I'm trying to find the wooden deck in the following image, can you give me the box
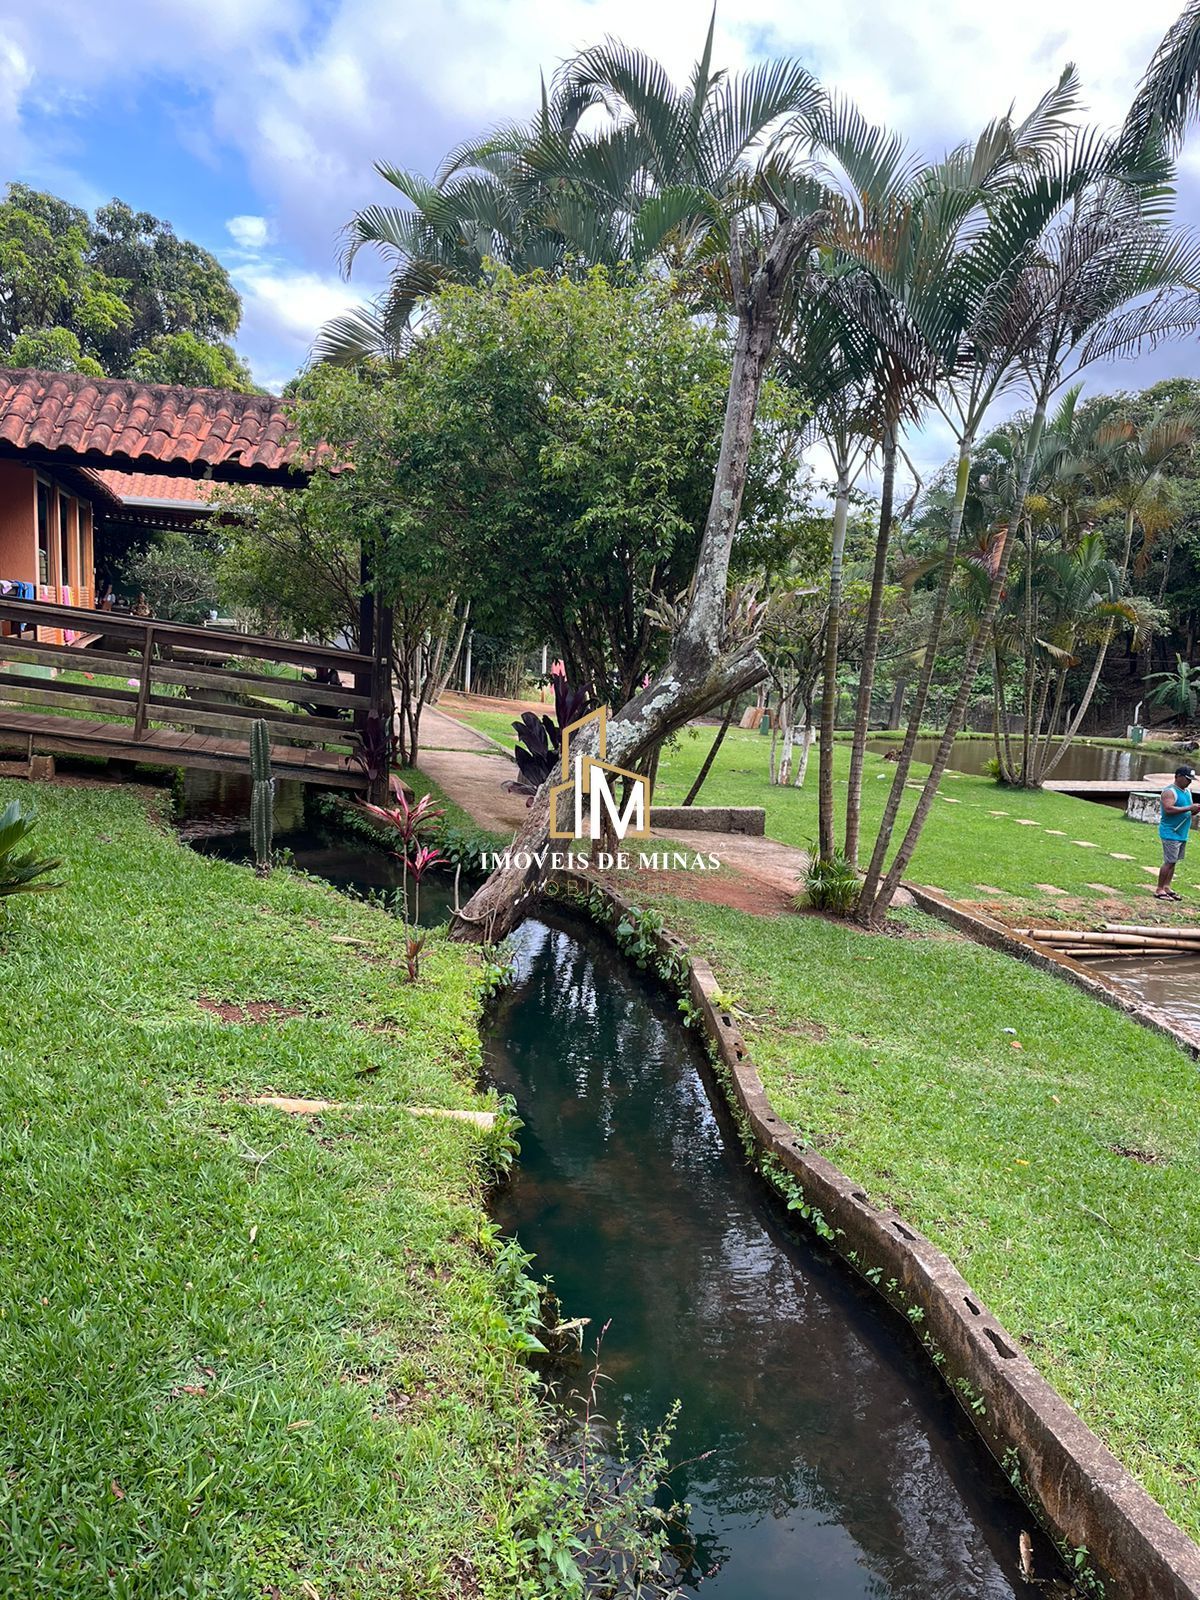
[0,595,385,792]
[1044,774,1176,799]
[0,708,364,786]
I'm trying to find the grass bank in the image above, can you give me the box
[0,780,565,1599]
[646,890,1200,1540]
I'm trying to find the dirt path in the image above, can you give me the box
[417,709,529,835]
[419,705,815,912]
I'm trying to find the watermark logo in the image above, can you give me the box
[548,707,651,842]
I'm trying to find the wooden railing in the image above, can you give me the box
[0,595,384,787]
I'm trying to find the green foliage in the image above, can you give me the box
[0,779,598,1597]
[120,531,220,623]
[128,330,256,389]
[5,326,104,377]
[249,720,274,875]
[0,183,249,383]
[0,800,61,898]
[800,847,859,915]
[1146,654,1199,718]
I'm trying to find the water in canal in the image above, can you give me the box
[177,774,1073,1594]
[486,910,1063,1598]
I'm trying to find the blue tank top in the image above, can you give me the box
[1159,785,1194,841]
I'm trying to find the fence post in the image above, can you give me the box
[133,624,156,740]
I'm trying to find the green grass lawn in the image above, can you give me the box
[0,781,566,1599]
[449,708,1180,918]
[648,892,1200,1540]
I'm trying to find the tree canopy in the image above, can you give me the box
[0,184,253,387]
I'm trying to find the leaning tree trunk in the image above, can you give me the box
[450,211,824,943]
[683,696,736,805]
[858,436,972,903]
[863,394,1050,923]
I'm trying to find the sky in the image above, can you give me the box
[3,0,1198,482]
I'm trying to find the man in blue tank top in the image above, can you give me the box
[1156,764,1199,901]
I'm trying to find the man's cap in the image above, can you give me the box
[1176,764,1196,782]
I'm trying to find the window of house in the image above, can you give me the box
[58,493,72,590]
[35,480,51,587]
[77,502,91,594]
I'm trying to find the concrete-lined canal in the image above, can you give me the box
[485,908,1064,1596]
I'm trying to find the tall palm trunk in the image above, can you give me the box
[845,424,897,866]
[817,469,850,859]
[858,438,971,904]
[865,394,1050,923]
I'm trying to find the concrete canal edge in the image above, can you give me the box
[903,883,1200,1057]
[545,871,1200,1600]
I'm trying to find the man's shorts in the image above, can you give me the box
[1162,837,1188,864]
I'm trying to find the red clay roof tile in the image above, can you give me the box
[0,368,307,484]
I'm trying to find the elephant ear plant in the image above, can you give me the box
[0,800,62,899]
[357,779,446,980]
[508,677,588,800]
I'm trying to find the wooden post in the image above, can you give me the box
[133,624,155,740]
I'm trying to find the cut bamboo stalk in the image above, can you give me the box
[1101,922,1200,939]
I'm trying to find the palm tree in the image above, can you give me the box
[1124,1,1200,152]
[1146,654,1199,719]
[864,143,1200,920]
[317,14,823,361]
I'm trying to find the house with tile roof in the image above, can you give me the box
[0,369,303,636]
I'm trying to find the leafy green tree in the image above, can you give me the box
[403,267,813,705]
[120,533,220,624]
[128,331,256,389]
[0,184,250,385]
[4,328,104,377]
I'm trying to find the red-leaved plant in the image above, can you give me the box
[357,777,446,979]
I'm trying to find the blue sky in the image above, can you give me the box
[3,0,1198,480]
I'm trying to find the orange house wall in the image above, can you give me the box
[0,460,36,585]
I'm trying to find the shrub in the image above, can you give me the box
[0,800,62,899]
[799,848,859,916]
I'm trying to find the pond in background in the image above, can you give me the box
[866,737,1165,784]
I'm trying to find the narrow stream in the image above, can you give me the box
[485,910,1063,1598]
[176,782,1073,1595]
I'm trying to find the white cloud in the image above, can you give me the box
[227,257,374,384]
[226,214,272,249]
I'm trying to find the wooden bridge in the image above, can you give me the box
[0,595,388,793]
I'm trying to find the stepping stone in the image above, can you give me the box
[989,809,1009,815]
[939,795,960,803]
[1141,866,1160,876]
[1034,883,1067,895]
[1110,853,1135,860]
[1016,819,1041,826]
[1085,883,1119,894]
[1071,840,1097,848]
[252,1095,339,1115]
[975,884,1008,896]
[1045,829,1066,836]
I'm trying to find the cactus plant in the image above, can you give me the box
[249,719,274,874]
